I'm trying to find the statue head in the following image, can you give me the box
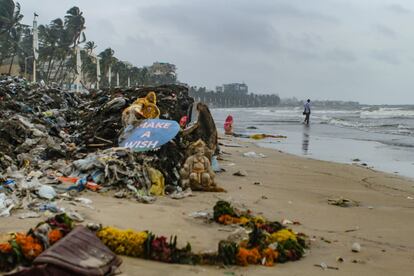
[146,91,157,104]
[191,139,206,157]
[195,146,205,157]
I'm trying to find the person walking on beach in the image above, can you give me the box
[303,99,311,125]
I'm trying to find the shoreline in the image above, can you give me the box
[1,137,414,275]
[254,138,414,183]
[211,107,414,180]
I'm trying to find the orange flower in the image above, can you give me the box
[0,242,12,254]
[218,214,235,225]
[218,215,250,225]
[262,248,279,266]
[48,229,63,245]
[15,233,43,260]
[236,247,261,266]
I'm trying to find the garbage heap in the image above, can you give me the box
[1,76,218,207]
[0,76,81,174]
[72,84,204,189]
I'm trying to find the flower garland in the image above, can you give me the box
[48,229,63,245]
[213,200,308,265]
[14,233,43,261]
[0,243,12,254]
[96,227,148,257]
[0,214,73,272]
[0,201,309,272]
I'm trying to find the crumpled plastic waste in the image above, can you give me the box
[147,167,165,196]
[0,193,15,217]
[38,184,57,200]
[19,211,41,219]
[1,76,221,217]
[38,202,64,213]
[242,151,267,158]
[169,188,193,199]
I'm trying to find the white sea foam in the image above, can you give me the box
[360,108,414,119]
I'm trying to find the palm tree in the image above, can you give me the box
[64,6,85,47]
[84,41,96,54]
[98,47,115,87]
[38,18,68,81]
[7,22,24,74]
[0,0,23,68]
[17,25,32,76]
[0,0,17,34]
[129,66,141,86]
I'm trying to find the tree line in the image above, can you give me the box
[189,87,281,108]
[0,0,175,88]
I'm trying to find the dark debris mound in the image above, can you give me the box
[75,84,193,149]
[0,77,216,189]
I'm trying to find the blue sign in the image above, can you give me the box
[119,119,180,152]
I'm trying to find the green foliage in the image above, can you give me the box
[0,0,16,34]
[0,2,174,87]
[213,200,236,220]
[218,240,238,265]
[247,224,267,249]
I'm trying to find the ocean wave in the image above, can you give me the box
[377,140,414,148]
[324,118,414,133]
[360,108,414,119]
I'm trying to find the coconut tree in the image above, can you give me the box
[7,22,25,74]
[98,47,115,87]
[64,6,85,47]
[0,0,23,67]
[17,25,33,76]
[129,66,141,86]
[38,18,68,81]
[84,41,96,53]
[0,0,17,34]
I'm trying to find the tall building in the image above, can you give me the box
[218,83,248,94]
[147,62,176,77]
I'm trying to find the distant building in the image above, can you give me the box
[216,83,248,94]
[147,62,176,77]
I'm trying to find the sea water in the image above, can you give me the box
[212,106,414,179]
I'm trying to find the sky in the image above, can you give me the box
[17,0,414,104]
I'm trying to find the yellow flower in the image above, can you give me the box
[97,227,148,257]
[271,229,297,243]
[252,216,266,224]
[239,217,250,225]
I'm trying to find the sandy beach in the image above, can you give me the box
[2,137,414,276]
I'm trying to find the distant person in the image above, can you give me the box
[303,99,311,125]
[224,115,234,135]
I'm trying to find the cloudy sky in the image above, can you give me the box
[18,0,414,104]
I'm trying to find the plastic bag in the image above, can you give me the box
[147,168,165,196]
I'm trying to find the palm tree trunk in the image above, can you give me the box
[47,58,56,81]
[8,50,16,75]
[53,59,65,82]
[45,56,54,82]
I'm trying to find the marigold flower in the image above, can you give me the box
[48,229,63,245]
[271,229,297,243]
[236,247,261,266]
[0,242,12,254]
[15,233,43,260]
[262,248,279,266]
[97,227,148,257]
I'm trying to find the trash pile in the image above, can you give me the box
[1,75,219,217]
[0,167,94,221]
[0,76,80,172]
[0,201,309,273]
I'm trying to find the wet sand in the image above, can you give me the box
[2,137,414,275]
